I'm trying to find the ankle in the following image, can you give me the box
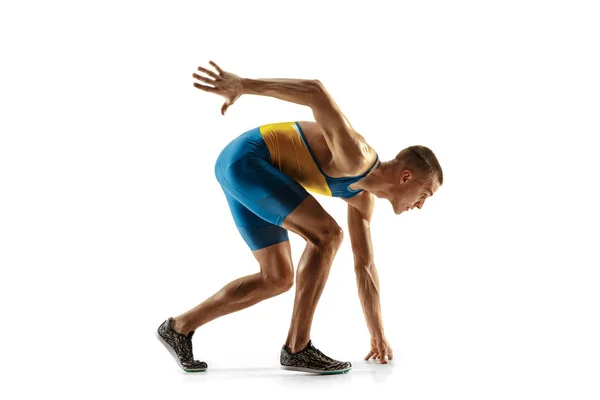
[285,339,310,354]
[171,318,191,336]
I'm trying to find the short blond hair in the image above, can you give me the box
[395,146,443,185]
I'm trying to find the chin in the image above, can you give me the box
[394,205,410,215]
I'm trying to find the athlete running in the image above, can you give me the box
[156,61,443,374]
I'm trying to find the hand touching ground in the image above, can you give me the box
[365,335,394,364]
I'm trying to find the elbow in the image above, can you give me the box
[305,79,327,106]
[307,79,325,93]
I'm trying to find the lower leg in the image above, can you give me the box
[172,272,288,336]
[285,238,341,353]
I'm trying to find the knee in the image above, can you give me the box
[263,269,294,294]
[275,276,294,293]
[312,224,344,249]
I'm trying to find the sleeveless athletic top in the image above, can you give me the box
[258,121,380,199]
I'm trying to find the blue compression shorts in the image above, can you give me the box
[214,127,309,251]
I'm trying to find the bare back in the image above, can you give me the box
[296,121,377,178]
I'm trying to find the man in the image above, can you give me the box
[156,61,443,374]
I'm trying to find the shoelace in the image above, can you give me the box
[313,347,338,363]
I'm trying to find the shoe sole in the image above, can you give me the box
[155,331,207,372]
[281,365,352,375]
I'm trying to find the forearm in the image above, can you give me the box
[241,78,322,107]
[354,263,385,337]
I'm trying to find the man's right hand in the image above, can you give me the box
[365,334,394,364]
[193,61,243,115]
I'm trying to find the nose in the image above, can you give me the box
[412,202,423,210]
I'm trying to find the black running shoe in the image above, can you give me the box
[156,318,207,372]
[280,340,352,374]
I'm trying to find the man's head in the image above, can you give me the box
[379,145,443,215]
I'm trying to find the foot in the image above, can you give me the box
[280,340,352,374]
[156,318,207,372]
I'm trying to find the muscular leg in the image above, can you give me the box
[171,240,294,336]
[160,129,347,372]
[171,194,342,351]
[281,196,344,353]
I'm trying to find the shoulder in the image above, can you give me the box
[299,120,372,155]
[298,120,378,178]
[342,190,375,221]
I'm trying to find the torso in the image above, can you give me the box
[257,120,378,202]
[296,121,377,178]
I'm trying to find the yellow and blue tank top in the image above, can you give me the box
[259,122,380,199]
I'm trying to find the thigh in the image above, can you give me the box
[216,155,310,227]
[252,239,294,284]
[220,191,294,282]
[220,189,290,251]
[281,195,343,246]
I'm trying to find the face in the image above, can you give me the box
[390,171,438,215]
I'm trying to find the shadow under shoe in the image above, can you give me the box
[156,317,207,372]
[280,340,352,374]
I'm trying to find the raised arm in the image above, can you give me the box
[345,191,394,364]
[193,61,356,152]
[241,77,323,107]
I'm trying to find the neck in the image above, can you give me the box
[352,162,396,198]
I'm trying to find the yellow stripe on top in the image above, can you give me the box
[259,122,332,196]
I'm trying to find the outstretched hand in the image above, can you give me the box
[365,335,393,364]
[193,61,243,115]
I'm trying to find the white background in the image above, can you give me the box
[1,0,599,398]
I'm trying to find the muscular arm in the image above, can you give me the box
[194,62,358,157]
[241,78,356,153]
[346,192,385,337]
[241,78,323,107]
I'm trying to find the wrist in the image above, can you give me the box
[240,78,250,94]
[241,77,261,95]
[371,329,385,340]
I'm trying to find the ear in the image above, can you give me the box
[400,170,412,184]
